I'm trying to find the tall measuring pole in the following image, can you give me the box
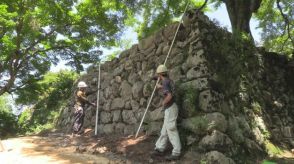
[135,2,190,138]
[95,57,101,135]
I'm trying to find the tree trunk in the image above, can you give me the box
[223,0,262,38]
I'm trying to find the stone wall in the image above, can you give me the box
[57,11,294,163]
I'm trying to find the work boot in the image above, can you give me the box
[165,154,180,161]
[150,149,164,157]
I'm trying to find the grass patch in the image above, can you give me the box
[265,141,283,156]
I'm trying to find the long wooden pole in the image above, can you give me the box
[135,2,190,138]
[95,61,101,135]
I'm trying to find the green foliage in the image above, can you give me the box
[135,0,208,39]
[17,107,32,133]
[262,161,276,164]
[255,0,294,56]
[179,85,200,114]
[106,38,134,61]
[265,141,283,156]
[16,70,78,134]
[204,23,258,99]
[252,101,262,115]
[0,0,137,95]
[0,94,18,137]
[200,159,207,164]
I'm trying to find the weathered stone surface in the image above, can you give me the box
[111,98,125,110]
[227,116,245,144]
[132,81,144,99]
[100,73,112,89]
[202,151,235,164]
[138,35,155,51]
[199,90,221,112]
[185,54,207,70]
[146,121,162,135]
[122,110,137,124]
[140,69,154,82]
[100,124,115,134]
[102,100,111,111]
[169,53,185,67]
[112,65,124,76]
[57,11,294,164]
[124,125,136,135]
[143,83,153,97]
[128,72,140,85]
[120,80,132,99]
[181,113,227,134]
[199,130,233,152]
[156,43,164,55]
[100,111,112,124]
[140,98,147,106]
[186,64,210,79]
[163,23,178,41]
[114,123,126,134]
[169,66,183,82]
[149,107,164,121]
[112,110,122,122]
[205,112,227,132]
[281,126,293,138]
[236,116,251,136]
[245,139,263,155]
[181,78,209,91]
[124,60,134,70]
[131,99,140,111]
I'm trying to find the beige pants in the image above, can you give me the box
[155,103,181,156]
[0,140,4,152]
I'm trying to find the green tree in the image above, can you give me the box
[0,0,137,96]
[255,0,293,55]
[0,94,18,137]
[132,0,292,55]
[16,70,78,133]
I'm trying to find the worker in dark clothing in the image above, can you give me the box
[151,65,181,161]
[72,81,96,137]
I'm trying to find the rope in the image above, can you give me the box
[135,2,190,138]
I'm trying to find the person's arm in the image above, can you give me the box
[162,92,173,107]
[77,91,96,106]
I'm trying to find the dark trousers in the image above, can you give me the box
[73,106,85,134]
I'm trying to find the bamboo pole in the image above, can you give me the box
[95,60,101,136]
[135,2,190,138]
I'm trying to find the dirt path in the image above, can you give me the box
[0,134,125,164]
[0,132,177,164]
[2,132,293,164]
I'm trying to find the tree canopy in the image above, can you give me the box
[0,94,18,137]
[255,0,293,55]
[0,0,137,95]
[133,0,293,54]
[1,0,293,97]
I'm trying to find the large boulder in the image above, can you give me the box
[122,110,137,124]
[111,98,125,110]
[199,90,222,112]
[132,81,144,99]
[100,111,113,124]
[138,35,155,51]
[198,130,233,152]
[120,81,132,100]
[181,113,227,134]
[149,107,164,121]
[202,151,235,164]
